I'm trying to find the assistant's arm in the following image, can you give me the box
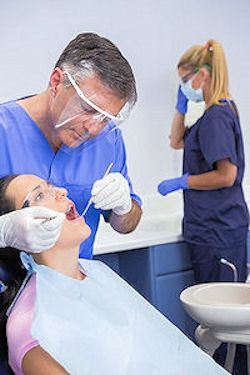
[169,86,188,149]
[22,346,69,375]
[158,159,237,196]
[187,158,237,190]
[169,111,185,149]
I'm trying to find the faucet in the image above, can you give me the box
[220,258,238,283]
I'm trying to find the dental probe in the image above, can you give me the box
[33,216,58,223]
[41,216,57,223]
[81,162,113,217]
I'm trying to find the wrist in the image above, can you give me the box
[181,173,190,189]
[112,198,132,216]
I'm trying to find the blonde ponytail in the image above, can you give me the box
[177,39,231,108]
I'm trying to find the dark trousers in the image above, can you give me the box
[186,242,247,375]
[187,242,247,283]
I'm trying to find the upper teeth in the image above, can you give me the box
[66,205,72,214]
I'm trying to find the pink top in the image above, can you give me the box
[7,274,38,375]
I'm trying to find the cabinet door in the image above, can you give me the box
[152,242,193,276]
[247,231,250,264]
[155,269,196,340]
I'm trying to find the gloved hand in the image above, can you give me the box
[176,85,188,114]
[0,207,65,253]
[91,173,132,215]
[158,173,189,196]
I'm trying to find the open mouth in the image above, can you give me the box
[65,203,80,221]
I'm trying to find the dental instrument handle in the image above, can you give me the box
[81,199,92,217]
[81,162,113,217]
[102,162,113,177]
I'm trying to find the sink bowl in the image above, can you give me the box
[180,283,250,344]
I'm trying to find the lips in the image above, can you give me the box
[66,203,80,221]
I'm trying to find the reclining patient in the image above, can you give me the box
[0,174,229,375]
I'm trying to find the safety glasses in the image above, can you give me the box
[22,182,57,208]
[180,71,196,85]
[180,64,211,85]
[56,71,127,128]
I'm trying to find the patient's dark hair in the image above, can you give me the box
[0,176,27,366]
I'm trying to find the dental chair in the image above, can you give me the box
[0,359,14,375]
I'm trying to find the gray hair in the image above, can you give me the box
[55,33,137,106]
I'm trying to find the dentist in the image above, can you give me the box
[0,33,142,258]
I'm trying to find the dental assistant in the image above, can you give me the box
[0,33,142,258]
[158,39,249,283]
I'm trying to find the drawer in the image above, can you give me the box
[152,242,193,276]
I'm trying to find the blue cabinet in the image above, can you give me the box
[119,242,196,339]
[155,270,195,337]
[95,231,250,340]
[95,241,196,339]
[247,231,250,264]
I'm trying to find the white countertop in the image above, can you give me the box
[93,186,250,256]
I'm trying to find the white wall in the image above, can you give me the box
[0,0,249,196]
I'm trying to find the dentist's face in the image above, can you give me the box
[50,71,126,148]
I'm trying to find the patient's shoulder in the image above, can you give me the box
[7,274,39,373]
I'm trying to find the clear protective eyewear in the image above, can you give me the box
[180,64,211,85]
[180,71,196,85]
[22,182,57,208]
[55,71,129,130]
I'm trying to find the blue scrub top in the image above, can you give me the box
[0,100,141,258]
[183,100,249,248]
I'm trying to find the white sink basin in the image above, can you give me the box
[180,283,250,344]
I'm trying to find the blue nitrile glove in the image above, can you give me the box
[176,85,188,114]
[158,173,189,196]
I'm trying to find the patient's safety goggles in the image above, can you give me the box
[23,182,57,208]
[54,71,131,131]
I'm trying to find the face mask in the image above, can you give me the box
[180,75,204,103]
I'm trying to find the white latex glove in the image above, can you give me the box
[0,207,65,253]
[91,173,132,215]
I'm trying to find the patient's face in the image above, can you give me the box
[5,175,91,246]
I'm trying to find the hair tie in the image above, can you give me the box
[204,42,213,52]
[0,280,8,294]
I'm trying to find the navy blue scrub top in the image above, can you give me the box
[183,100,249,248]
[0,100,141,258]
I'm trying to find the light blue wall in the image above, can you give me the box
[0,0,249,195]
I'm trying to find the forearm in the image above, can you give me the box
[188,164,237,190]
[158,159,237,196]
[169,111,185,149]
[109,199,142,234]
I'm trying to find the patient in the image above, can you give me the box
[0,175,229,375]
